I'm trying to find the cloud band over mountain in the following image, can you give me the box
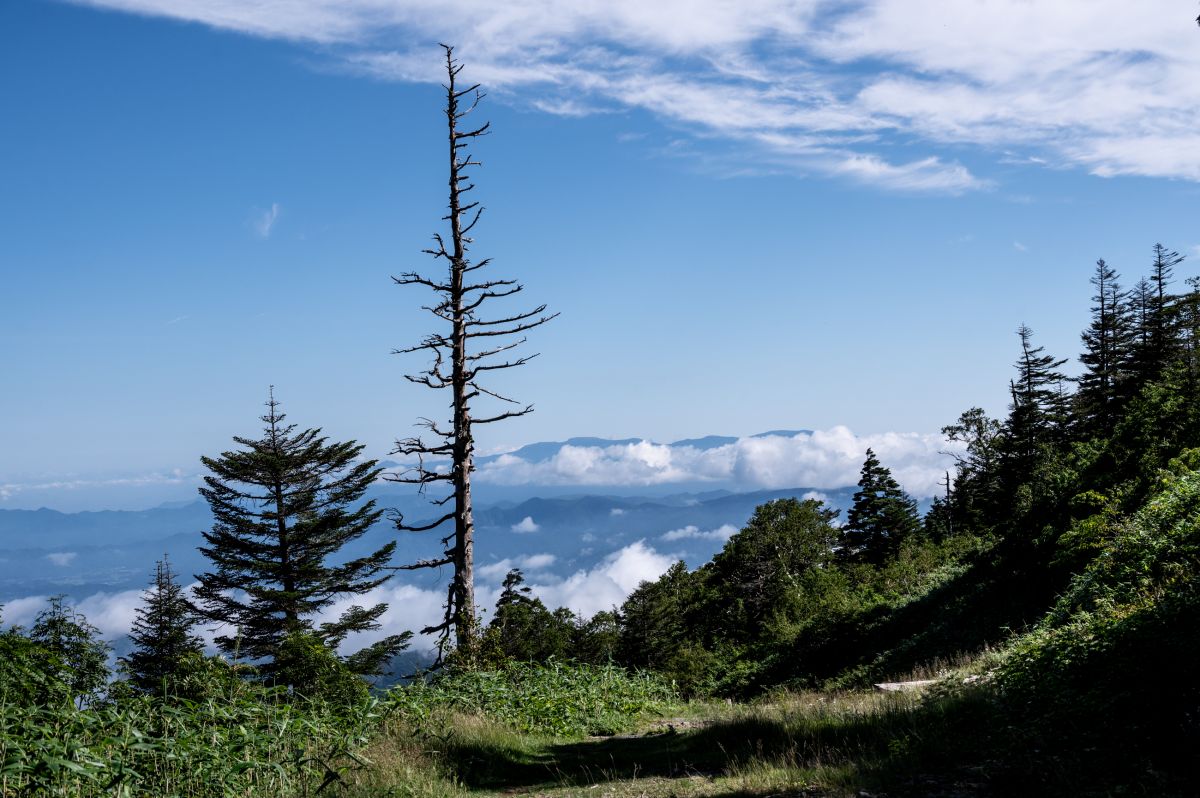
[478,427,956,498]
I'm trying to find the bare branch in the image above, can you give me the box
[473,405,535,425]
[467,338,525,361]
[393,272,448,291]
[470,352,538,375]
[465,305,549,328]
[467,312,560,338]
[393,511,455,533]
[472,383,520,405]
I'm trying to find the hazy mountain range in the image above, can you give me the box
[0,430,948,645]
[0,431,856,600]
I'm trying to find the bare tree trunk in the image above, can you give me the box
[390,45,555,664]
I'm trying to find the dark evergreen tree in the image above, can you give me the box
[1007,324,1069,465]
[841,450,920,565]
[1147,243,1185,366]
[923,472,955,542]
[707,498,840,638]
[480,569,572,663]
[121,556,203,693]
[28,596,110,704]
[194,392,409,673]
[1077,259,1132,435]
[1122,276,1157,399]
[942,407,1004,528]
[1179,276,1200,388]
[618,561,698,670]
[571,610,621,664]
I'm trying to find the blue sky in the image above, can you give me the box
[2,0,1199,508]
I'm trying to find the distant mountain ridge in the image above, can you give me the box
[0,429,840,606]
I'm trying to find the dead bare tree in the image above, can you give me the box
[389,45,556,663]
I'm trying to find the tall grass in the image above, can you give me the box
[0,687,380,797]
[388,661,677,737]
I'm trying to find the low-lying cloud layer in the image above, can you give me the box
[479,428,957,498]
[1,539,677,652]
[661,524,739,542]
[525,540,676,618]
[65,1,1200,187]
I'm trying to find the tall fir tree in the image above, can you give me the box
[841,450,920,565]
[194,392,408,674]
[1122,276,1157,400]
[1147,243,1184,367]
[1077,259,1131,435]
[121,556,203,693]
[1007,324,1069,467]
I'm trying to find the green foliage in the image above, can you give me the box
[28,596,110,705]
[121,556,205,694]
[842,449,921,565]
[389,661,676,737]
[618,560,699,672]
[273,633,370,708]
[194,393,405,674]
[703,498,839,642]
[478,569,575,666]
[0,630,71,709]
[570,609,621,664]
[988,464,1200,789]
[0,668,381,797]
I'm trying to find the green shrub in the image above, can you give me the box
[388,660,676,736]
[273,632,370,708]
[0,654,381,797]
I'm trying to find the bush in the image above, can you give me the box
[0,678,382,797]
[273,633,370,708]
[388,660,676,736]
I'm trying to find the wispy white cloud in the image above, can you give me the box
[46,552,78,567]
[479,428,958,498]
[660,524,738,542]
[478,552,557,580]
[510,515,540,533]
[69,1,1200,189]
[251,202,280,238]
[1013,241,1028,252]
[831,154,987,194]
[0,468,196,503]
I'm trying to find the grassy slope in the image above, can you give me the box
[346,465,1200,798]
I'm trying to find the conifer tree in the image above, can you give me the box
[481,569,571,663]
[942,407,1003,527]
[1007,324,1069,465]
[1122,277,1157,398]
[121,555,203,693]
[1077,259,1131,435]
[841,450,920,565]
[1148,243,1184,365]
[194,392,408,673]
